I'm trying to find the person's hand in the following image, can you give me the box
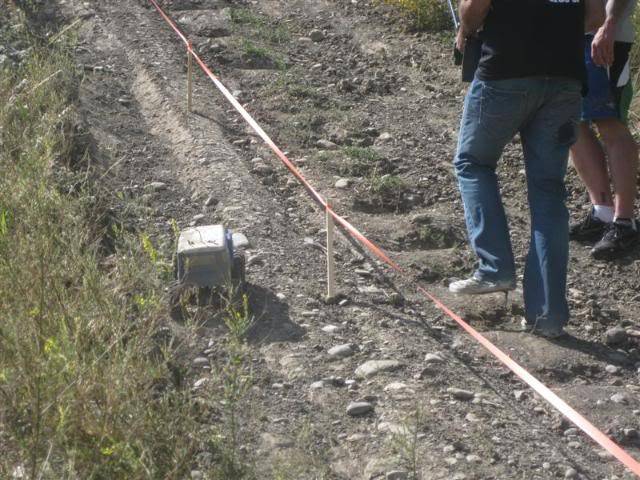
[456,28,467,53]
[592,21,615,66]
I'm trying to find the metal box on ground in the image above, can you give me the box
[176,225,233,288]
[171,225,247,315]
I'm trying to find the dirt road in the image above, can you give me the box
[60,0,640,478]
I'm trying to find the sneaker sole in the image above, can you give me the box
[449,285,516,295]
[569,225,608,242]
[591,240,639,260]
[521,323,565,339]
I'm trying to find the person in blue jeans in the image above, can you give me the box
[449,0,608,338]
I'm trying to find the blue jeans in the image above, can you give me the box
[454,77,581,329]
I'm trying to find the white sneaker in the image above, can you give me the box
[449,277,515,295]
[520,318,566,339]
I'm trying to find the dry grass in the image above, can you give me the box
[0,8,227,479]
[382,0,454,31]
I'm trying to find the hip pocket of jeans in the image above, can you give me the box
[480,83,526,135]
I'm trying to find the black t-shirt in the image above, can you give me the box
[476,0,586,82]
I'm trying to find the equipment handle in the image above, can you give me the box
[454,46,463,66]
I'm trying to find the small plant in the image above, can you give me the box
[208,293,256,479]
[242,39,271,61]
[229,7,264,26]
[416,223,461,249]
[335,146,392,177]
[240,39,286,69]
[343,146,384,162]
[271,421,332,479]
[230,7,290,44]
[371,173,406,197]
[383,0,454,31]
[354,172,411,213]
[390,404,425,479]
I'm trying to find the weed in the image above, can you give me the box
[343,145,384,162]
[390,404,426,479]
[242,39,270,60]
[416,223,461,249]
[207,294,256,479]
[230,7,290,44]
[371,173,406,195]
[230,7,264,26]
[334,146,393,177]
[355,172,410,212]
[271,421,332,479]
[241,39,286,69]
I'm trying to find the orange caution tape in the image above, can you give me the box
[147,1,640,476]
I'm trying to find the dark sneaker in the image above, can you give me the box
[591,219,639,260]
[569,210,609,241]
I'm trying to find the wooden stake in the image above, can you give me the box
[187,41,193,113]
[326,203,336,300]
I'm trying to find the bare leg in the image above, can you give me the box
[570,122,613,207]
[594,118,639,219]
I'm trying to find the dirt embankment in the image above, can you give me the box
[62,0,640,478]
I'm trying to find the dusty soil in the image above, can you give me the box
[58,0,640,478]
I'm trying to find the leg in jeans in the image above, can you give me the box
[454,78,527,284]
[520,81,581,330]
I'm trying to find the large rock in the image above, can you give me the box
[355,360,403,379]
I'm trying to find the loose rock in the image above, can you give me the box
[424,353,445,364]
[564,467,578,479]
[376,132,393,143]
[605,327,627,346]
[386,471,408,480]
[193,357,209,367]
[514,390,527,401]
[328,344,355,359]
[447,387,475,401]
[309,29,324,42]
[355,360,403,379]
[316,139,338,150]
[146,181,167,192]
[322,324,342,333]
[605,364,620,374]
[611,393,628,404]
[347,401,374,416]
[384,382,410,392]
[335,178,351,189]
[252,163,274,176]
